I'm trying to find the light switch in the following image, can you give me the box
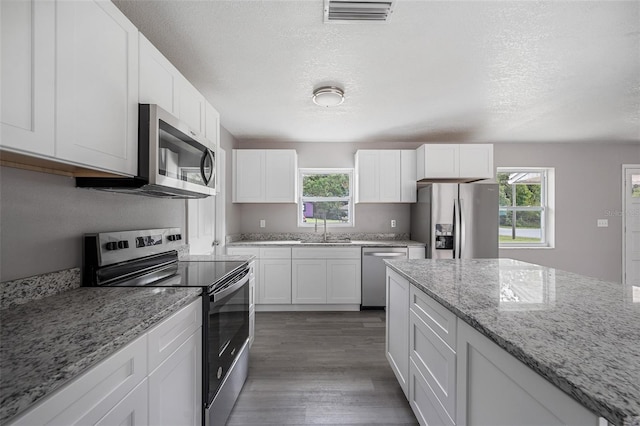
[260,219,266,228]
[597,219,608,228]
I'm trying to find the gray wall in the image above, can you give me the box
[494,142,640,283]
[233,140,639,282]
[236,141,417,234]
[0,167,185,281]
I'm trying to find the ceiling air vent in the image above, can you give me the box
[324,0,396,23]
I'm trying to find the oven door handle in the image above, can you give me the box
[212,271,250,301]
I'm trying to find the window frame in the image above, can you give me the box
[498,167,552,248]
[297,168,355,228]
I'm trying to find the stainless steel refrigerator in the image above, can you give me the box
[410,183,499,259]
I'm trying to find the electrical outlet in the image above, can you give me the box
[260,219,266,228]
[391,219,397,228]
[597,219,608,228]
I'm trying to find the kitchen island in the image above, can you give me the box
[385,258,639,426]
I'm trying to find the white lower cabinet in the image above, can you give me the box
[409,359,454,426]
[385,268,410,398]
[96,379,149,426]
[292,259,327,303]
[456,321,599,426]
[7,298,202,426]
[148,332,202,426]
[291,248,361,305]
[385,271,603,426]
[260,252,292,304]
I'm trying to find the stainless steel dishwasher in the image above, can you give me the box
[362,247,408,308]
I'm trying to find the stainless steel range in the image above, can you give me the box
[83,228,249,426]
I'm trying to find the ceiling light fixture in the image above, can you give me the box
[312,86,345,107]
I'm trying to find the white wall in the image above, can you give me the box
[495,142,640,283]
[0,167,185,281]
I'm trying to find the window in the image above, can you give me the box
[498,168,554,247]
[298,168,354,227]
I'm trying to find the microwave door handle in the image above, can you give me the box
[200,149,214,185]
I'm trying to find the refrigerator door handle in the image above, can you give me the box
[453,198,460,259]
[459,198,465,259]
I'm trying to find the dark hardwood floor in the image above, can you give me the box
[227,310,418,425]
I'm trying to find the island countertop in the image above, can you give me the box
[385,258,640,426]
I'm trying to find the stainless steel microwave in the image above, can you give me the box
[77,104,216,198]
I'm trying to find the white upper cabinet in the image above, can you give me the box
[139,33,180,114]
[458,144,494,179]
[417,144,494,181]
[139,32,214,144]
[176,77,206,135]
[400,150,417,202]
[1,0,55,156]
[204,101,220,151]
[355,150,416,203]
[232,149,298,203]
[55,0,139,176]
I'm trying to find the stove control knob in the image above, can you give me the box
[117,240,129,249]
[168,235,176,241]
[176,234,182,240]
[105,242,118,251]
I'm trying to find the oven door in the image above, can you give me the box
[207,271,250,405]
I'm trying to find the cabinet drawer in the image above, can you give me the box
[226,247,260,258]
[409,358,454,426]
[291,247,361,259]
[10,334,147,426]
[410,285,457,351]
[260,247,291,259]
[410,310,456,422]
[148,298,202,373]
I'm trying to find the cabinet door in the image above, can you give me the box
[56,0,138,175]
[176,76,205,135]
[292,259,327,304]
[265,150,297,202]
[139,32,179,115]
[458,144,494,179]
[456,321,599,426]
[204,101,220,151]
[355,150,379,202]
[386,268,409,398]
[423,144,459,178]
[95,379,149,426]
[400,150,417,202]
[233,150,265,202]
[379,150,401,202]
[1,0,55,155]
[259,259,292,304]
[326,259,361,304]
[148,331,202,426]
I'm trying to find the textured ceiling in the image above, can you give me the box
[113,0,640,144]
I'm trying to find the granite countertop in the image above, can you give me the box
[0,286,202,424]
[227,239,425,248]
[385,258,640,426]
